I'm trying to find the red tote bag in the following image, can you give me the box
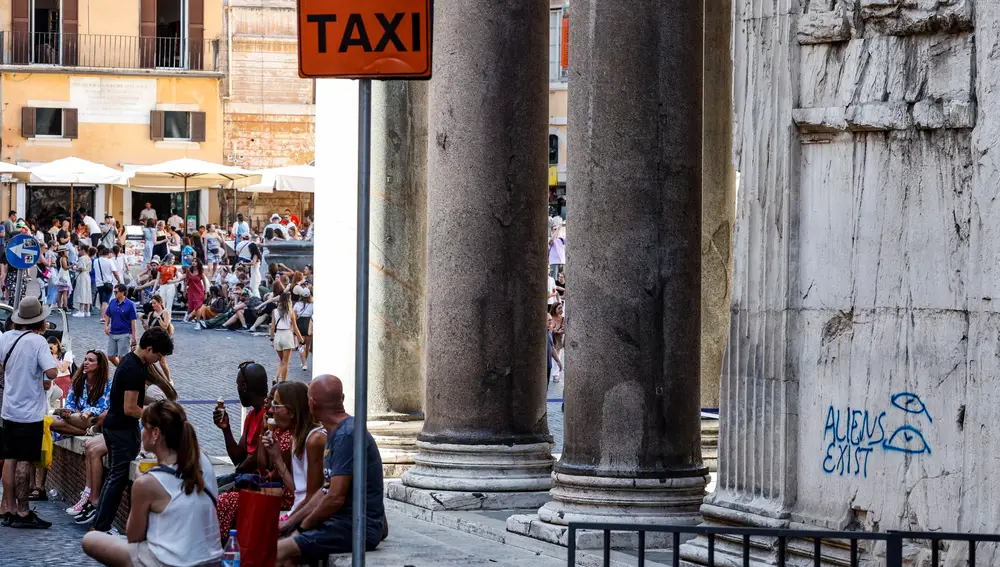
[236,489,283,567]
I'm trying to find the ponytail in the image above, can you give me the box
[178,421,206,495]
[141,400,206,495]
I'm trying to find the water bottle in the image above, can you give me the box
[222,530,240,567]
[47,489,58,499]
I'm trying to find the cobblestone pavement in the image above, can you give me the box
[67,312,313,457]
[0,496,102,566]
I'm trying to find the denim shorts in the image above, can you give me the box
[294,518,381,560]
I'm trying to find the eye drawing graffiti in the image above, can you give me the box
[883,425,931,455]
[890,392,932,423]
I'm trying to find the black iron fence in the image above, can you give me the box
[0,31,219,72]
[567,522,1000,567]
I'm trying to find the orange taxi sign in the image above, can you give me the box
[297,0,432,79]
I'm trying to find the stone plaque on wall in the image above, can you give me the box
[69,77,157,124]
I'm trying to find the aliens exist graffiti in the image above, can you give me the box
[821,392,932,478]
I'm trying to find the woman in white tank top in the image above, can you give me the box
[261,382,327,515]
[82,400,223,567]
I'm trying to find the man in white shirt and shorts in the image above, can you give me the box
[0,297,58,529]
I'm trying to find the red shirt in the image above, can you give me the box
[244,407,265,456]
[157,265,177,285]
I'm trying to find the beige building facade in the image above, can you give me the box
[0,0,226,227]
[221,0,313,230]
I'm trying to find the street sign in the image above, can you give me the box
[297,0,432,79]
[6,234,40,270]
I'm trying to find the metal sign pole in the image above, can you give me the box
[12,269,23,309]
[352,78,372,567]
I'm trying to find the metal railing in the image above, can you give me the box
[567,522,1000,567]
[0,31,219,72]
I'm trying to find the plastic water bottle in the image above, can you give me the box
[222,530,240,567]
[47,489,58,499]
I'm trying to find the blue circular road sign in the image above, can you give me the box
[5,233,41,270]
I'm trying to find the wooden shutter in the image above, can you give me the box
[149,110,165,141]
[139,0,157,69]
[21,107,35,138]
[12,0,29,65]
[62,0,79,65]
[190,112,207,143]
[188,0,205,70]
[63,108,79,139]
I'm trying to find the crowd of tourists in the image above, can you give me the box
[547,215,566,392]
[0,291,384,565]
[0,206,315,383]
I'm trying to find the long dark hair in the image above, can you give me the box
[141,400,205,495]
[276,382,315,459]
[71,350,110,407]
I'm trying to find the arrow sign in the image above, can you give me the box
[6,234,41,270]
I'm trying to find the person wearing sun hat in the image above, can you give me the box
[0,297,58,529]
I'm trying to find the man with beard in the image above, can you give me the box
[213,361,269,484]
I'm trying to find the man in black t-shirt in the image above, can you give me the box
[87,327,173,531]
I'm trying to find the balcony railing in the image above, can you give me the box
[0,31,220,72]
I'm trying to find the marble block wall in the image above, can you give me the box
[694,0,1000,562]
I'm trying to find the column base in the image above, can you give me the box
[701,417,719,473]
[507,471,709,549]
[386,481,552,511]
[369,419,423,478]
[678,495,792,567]
[400,440,554,492]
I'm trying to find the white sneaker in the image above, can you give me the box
[66,489,90,515]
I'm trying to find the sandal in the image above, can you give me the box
[27,488,47,501]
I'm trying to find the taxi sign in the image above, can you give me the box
[297,0,432,79]
[5,233,40,270]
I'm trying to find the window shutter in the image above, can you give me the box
[188,0,205,70]
[150,110,165,141]
[62,0,79,66]
[12,0,29,65]
[190,112,207,143]
[139,0,157,69]
[21,107,35,138]
[63,109,79,139]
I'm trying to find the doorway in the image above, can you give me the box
[155,0,185,68]
[130,192,172,226]
[26,185,94,229]
[31,0,60,64]
[130,190,199,229]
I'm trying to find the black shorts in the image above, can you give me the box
[1,419,43,462]
[297,316,311,337]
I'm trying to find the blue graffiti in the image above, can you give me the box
[821,393,932,477]
[884,425,931,455]
[890,392,933,423]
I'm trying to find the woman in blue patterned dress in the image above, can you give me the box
[51,350,112,438]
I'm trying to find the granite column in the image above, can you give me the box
[390,0,554,507]
[510,0,708,543]
[367,80,429,477]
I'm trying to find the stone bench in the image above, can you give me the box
[49,435,234,531]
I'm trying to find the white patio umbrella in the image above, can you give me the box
[0,162,28,175]
[129,159,261,224]
[0,162,28,213]
[239,165,316,193]
[17,157,130,214]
